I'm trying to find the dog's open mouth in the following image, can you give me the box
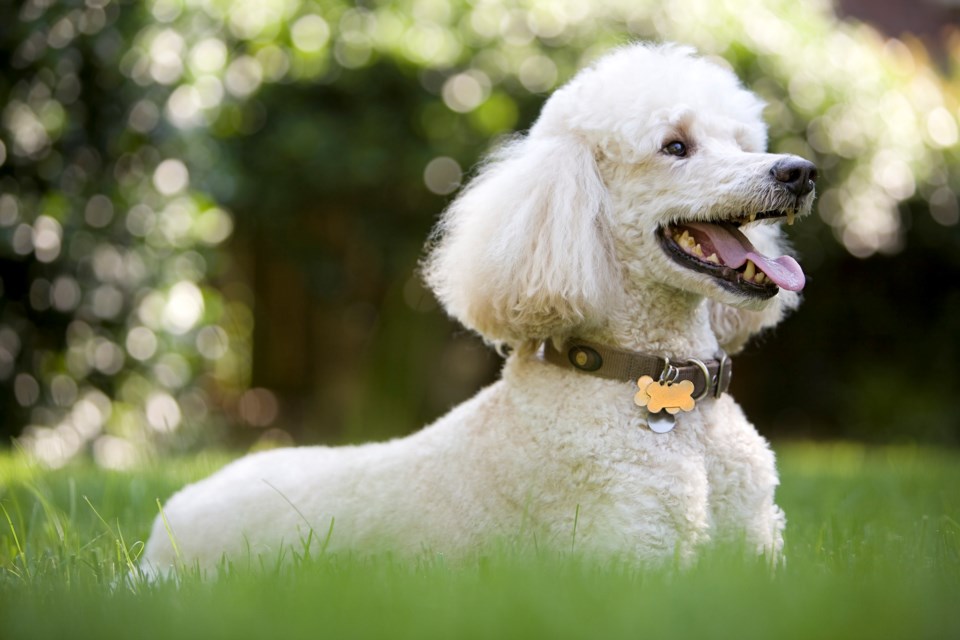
[657,211,805,298]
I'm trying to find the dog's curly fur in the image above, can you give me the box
[143,43,815,574]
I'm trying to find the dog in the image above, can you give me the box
[142,43,816,575]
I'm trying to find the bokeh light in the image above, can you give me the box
[423,156,463,195]
[2,0,959,465]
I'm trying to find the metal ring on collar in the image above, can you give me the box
[658,357,680,385]
[686,357,711,401]
[715,351,729,398]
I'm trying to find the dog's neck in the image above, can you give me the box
[587,281,720,360]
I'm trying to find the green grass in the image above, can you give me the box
[1,442,958,639]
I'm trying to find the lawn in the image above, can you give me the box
[1,442,958,639]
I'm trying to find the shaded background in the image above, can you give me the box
[1,0,958,469]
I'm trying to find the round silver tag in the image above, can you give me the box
[648,412,676,434]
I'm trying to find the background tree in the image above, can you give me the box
[2,0,958,468]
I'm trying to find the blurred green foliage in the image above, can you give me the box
[1,0,959,466]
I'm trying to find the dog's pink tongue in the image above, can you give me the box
[685,222,806,292]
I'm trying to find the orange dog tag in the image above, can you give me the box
[634,375,696,415]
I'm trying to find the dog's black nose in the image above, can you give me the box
[770,157,818,197]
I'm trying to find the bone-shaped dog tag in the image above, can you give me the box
[634,375,696,414]
[636,374,690,434]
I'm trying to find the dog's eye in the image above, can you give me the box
[662,141,688,157]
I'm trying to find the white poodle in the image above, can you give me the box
[142,43,817,574]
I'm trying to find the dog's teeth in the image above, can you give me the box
[678,231,699,254]
[706,253,719,264]
[693,244,704,257]
[787,210,795,226]
[755,272,765,283]
[743,260,756,281]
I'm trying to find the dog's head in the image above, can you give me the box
[424,43,817,349]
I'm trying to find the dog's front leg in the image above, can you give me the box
[702,396,786,559]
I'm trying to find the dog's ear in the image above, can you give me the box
[423,134,619,348]
[708,224,801,353]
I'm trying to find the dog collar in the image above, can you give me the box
[541,339,732,432]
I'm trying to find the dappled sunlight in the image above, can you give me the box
[1,0,958,465]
